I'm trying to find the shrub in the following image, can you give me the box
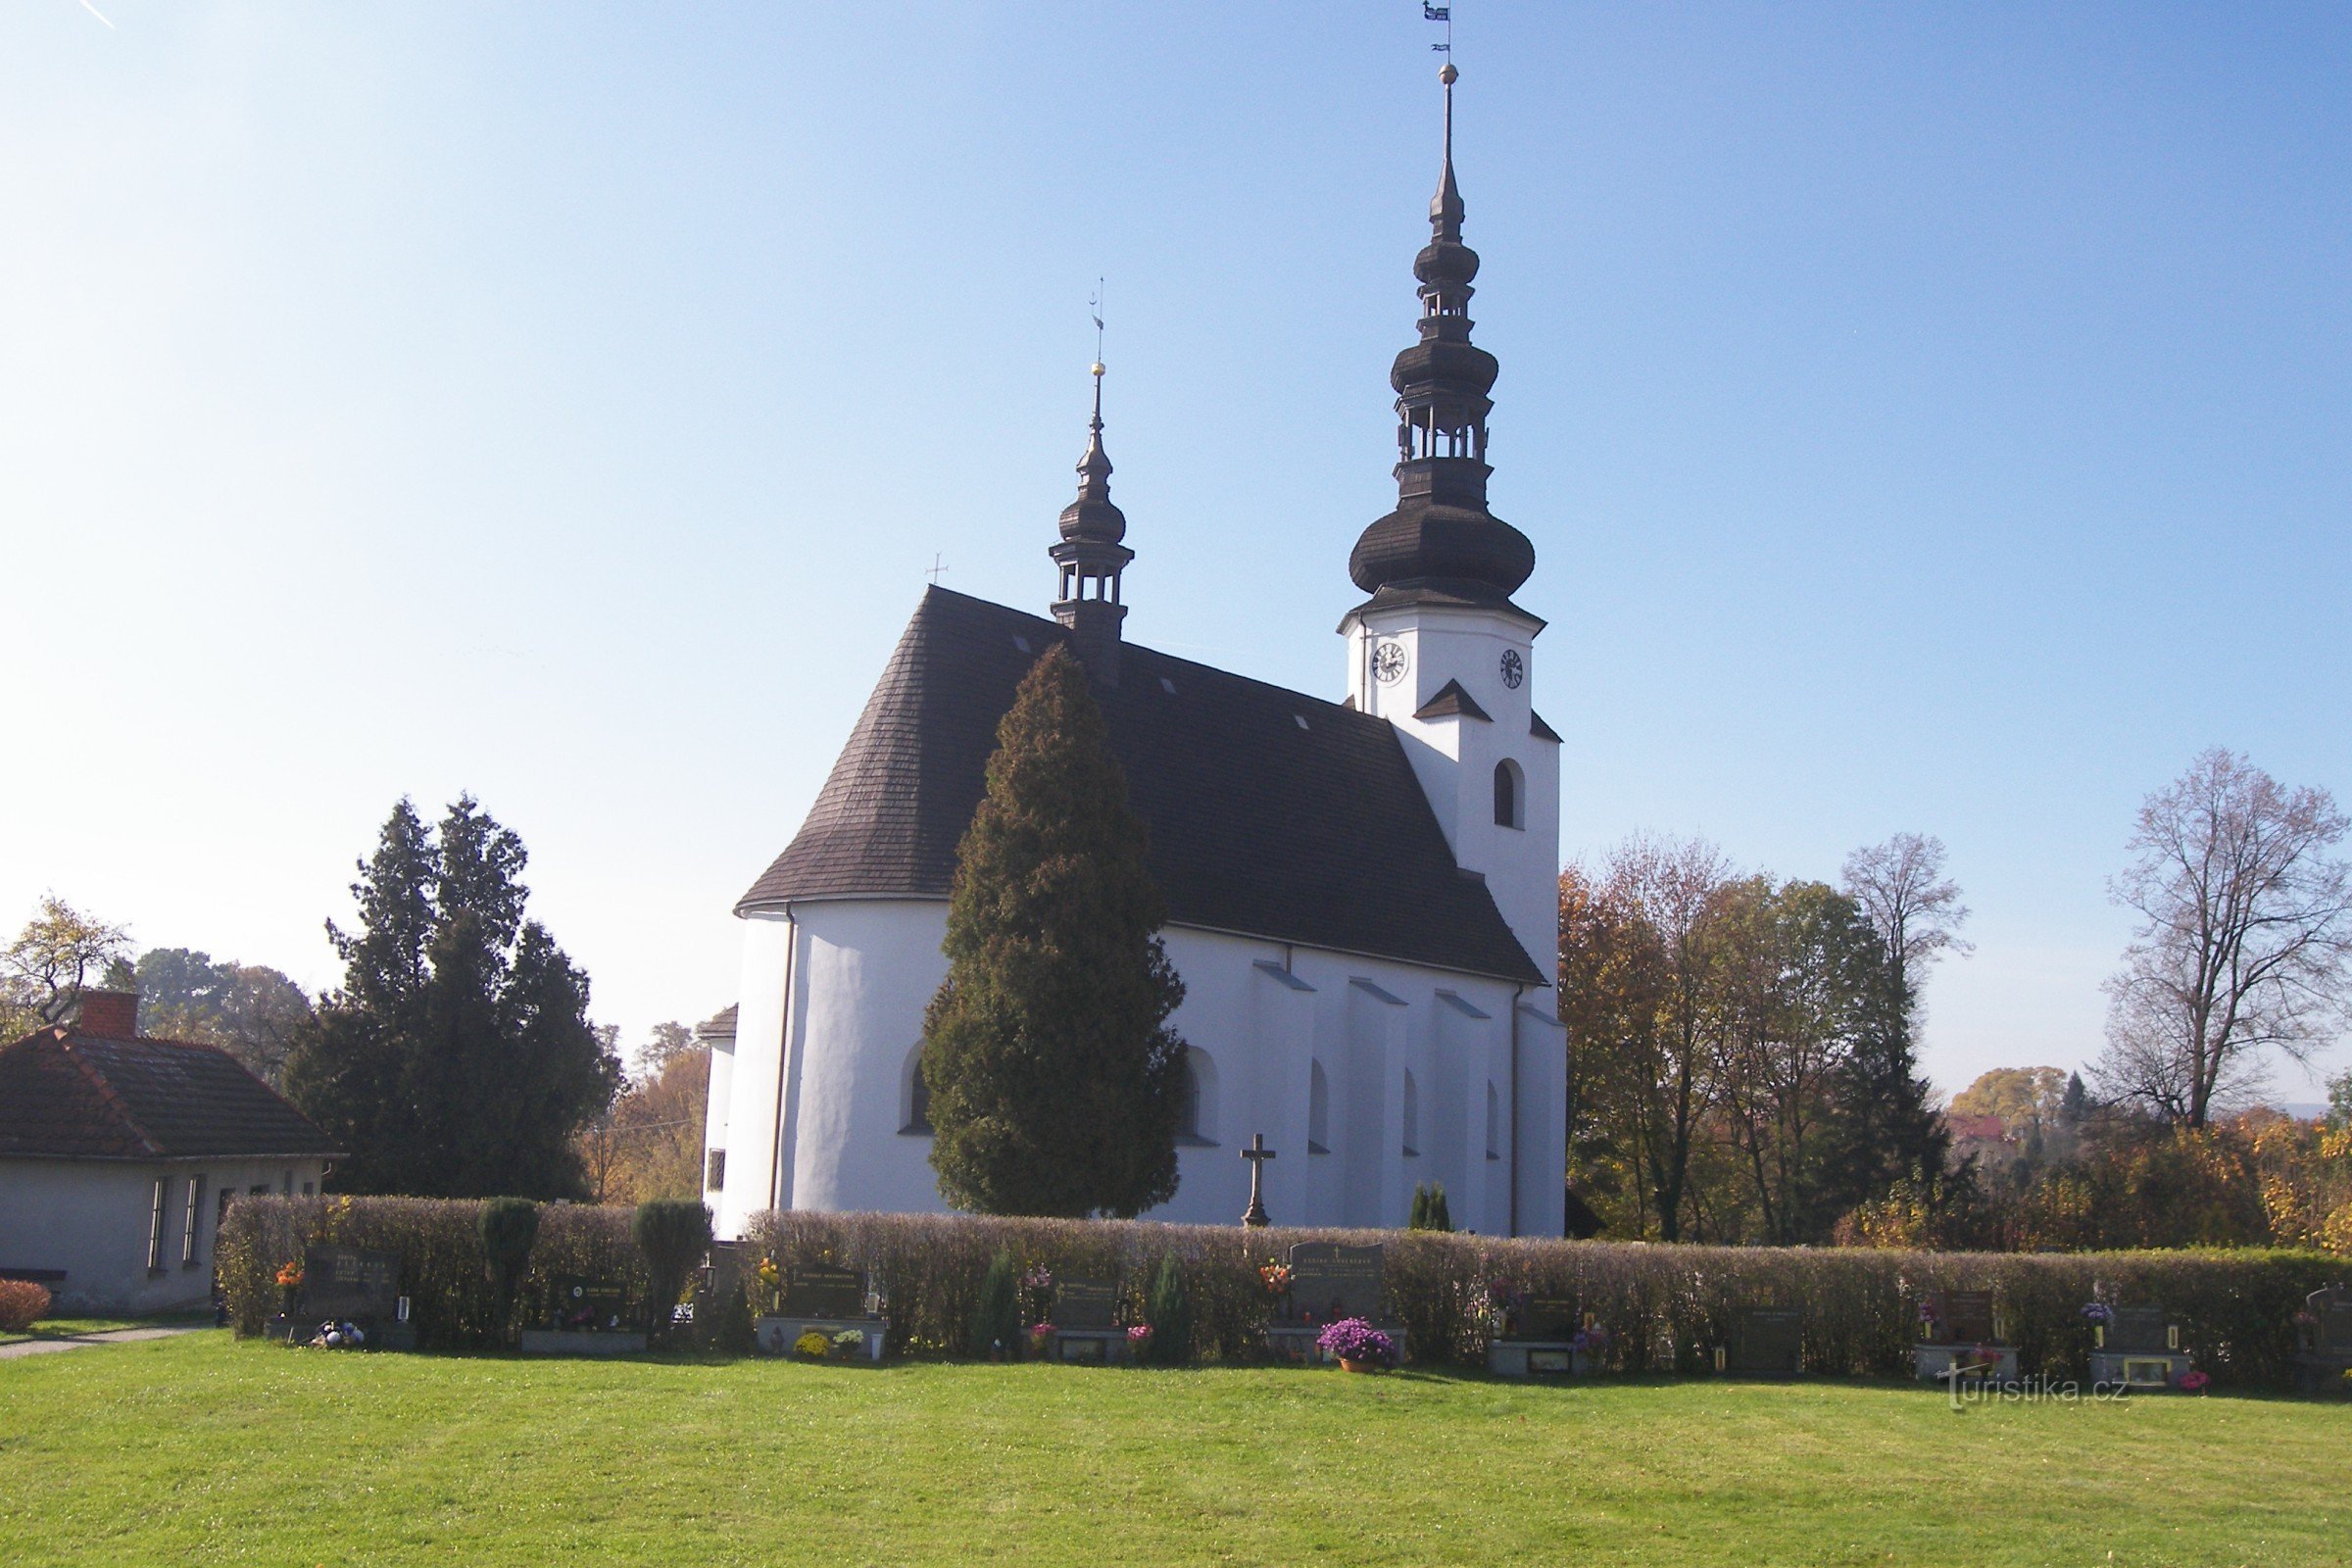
[477,1198,540,1346]
[1317,1317,1397,1368]
[970,1250,1024,1358]
[632,1200,713,1341]
[0,1280,52,1333]
[1144,1252,1193,1366]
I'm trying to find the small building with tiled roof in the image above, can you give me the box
[0,990,341,1314]
[705,68,1569,1239]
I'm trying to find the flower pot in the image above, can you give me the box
[1340,1357,1380,1375]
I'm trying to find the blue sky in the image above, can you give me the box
[5,3,2346,1098]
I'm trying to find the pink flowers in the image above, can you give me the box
[1126,1324,1153,1347]
[2177,1369,2211,1393]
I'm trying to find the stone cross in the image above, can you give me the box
[1240,1133,1276,1228]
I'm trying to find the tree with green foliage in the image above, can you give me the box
[1,895,131,1038]
[970,1250,1024,1358]
[1408,1182,1453,1231]
[100,948,314,1085]
[283,796,620,1199]
[1143,1253,1193,1366]
[631,1199,712,1343]
[477,1198,540,1346]
[921,646,1188,1218]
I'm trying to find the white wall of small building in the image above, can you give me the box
[0,1155,329,1315]
[709,898,1565,1241]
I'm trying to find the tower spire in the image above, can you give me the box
[1347,62,1534,612]
[1051,353,1132,683]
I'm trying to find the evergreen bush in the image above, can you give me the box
[631,1200,713,1342]
[1408,1183,1453,1232]
[1144,1252,1194,1366]
[476,1197,540,1345]
[970,1250,1025,1358]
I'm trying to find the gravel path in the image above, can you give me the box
[0,1325,212,1361]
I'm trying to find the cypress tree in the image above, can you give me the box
[1144,1252,1193,1366]
[922,645,1188,1218]
[1428,1182,1453,1232]
[970,1250,1024,1358]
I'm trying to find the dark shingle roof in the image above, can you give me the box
[739,587,1544,984]
[1415,679,1491,722]
[0,1027,342,1161]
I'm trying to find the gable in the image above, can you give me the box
[740,588,1544,985]
[0,1029,343,1161]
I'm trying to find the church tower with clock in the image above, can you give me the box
[1342,62,1559,979]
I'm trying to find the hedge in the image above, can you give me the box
[221,1197,2346,1387]
[219,1195,649,1349]
[743,1209,2346,1389]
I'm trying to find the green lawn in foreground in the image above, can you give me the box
[1,1333,2345,1567]
[0,1315,160,1346]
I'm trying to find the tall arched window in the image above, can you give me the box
[1307,1058,1331,1154]
[902,1045,932,1135]
[1177,1048,1217,1143]
[1494,760,1525,829]
[1401,1069,1420,1157]
[1486,1080,1503,1160]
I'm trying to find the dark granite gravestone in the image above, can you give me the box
[780,1262,863,1321]
[520,1275,645,1354]
[1521,1297,1580,1342]
[1488,1294,1585,1378]
[1283,1243,1386,1325]
[1047,1279,1123,1363]
[1915,1288,2018,1383]
[302,1246,399,1321]
[2090,1303,2190,1390]
[1724,1307,1803,1376]
[2294,1285,2352,1396]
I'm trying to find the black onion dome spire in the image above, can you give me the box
[1051,361,1133,682]
[1348,63,1536,609]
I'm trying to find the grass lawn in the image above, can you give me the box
[0,1315,174,1347]
[2,1333,2346,1567]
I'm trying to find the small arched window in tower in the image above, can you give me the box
[1486,1080,1504,1161]
[1307,1058,1331,1154]
[1494,759,1525,829]
[902,1045,932,1135]
[1401,1069,1420,1158]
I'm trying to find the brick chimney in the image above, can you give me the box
[75,989,139,1039]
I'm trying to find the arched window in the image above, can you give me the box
[1494,760,1525,829]
[902,1045,932,1135]
[1486,1080,1503,1160]
[1177,1048,1217,1144]
[1401,1069,1420,1157]
[1307,1058,1330,1154]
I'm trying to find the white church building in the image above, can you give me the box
[705,68,1568,1240]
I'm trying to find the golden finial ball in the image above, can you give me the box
[1092,362,1105,377]
[1440,62,1458,86]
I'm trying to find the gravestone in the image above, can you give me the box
[1267,1242,1404,1365]
[756,1260,887,1362]
[1047,1279,1124,1364]
[2293,1285,2352,1396]
[279,1245,413,1350]
[1914,1288,2018,1384]
[1488,1294,1586,1379]
[1722,1306,1803,1377]
[2090,1304,2190,1391]
[520,1275,645,1355]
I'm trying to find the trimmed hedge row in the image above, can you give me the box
[221,1197,2345,1386]
[220,1195,647,1349]
[745,1209,2346,1388]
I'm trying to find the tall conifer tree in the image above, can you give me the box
[285,796,619,1198]
[921,646,1187,1217]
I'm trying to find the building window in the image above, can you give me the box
[1487,1081,1504,1161]
[1401,1070,1420,1157]
[181,1176,206,1266]
[1176,1048,1217,1144]
[146,1177,168,1273]
[301,1181,315,1198]
[1494,760,1525,829]
[706,1150,726,1192]
[902,1045,932,1135]
[1307,1058,1331,1154]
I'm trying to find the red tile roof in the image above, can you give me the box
[0,1025,342,1161]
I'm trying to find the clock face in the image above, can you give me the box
[1371,640,1409,685]
[1499,648,1525,690]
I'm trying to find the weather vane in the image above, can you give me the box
[1424,1,1451,54]
[1090,277,1106,372]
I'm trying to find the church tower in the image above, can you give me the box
[1342,63,1560,979]
[1050,361,1131,685]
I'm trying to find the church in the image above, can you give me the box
[703,67,1567,1240]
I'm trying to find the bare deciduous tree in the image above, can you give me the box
[1839,833,1972,1008]
[2095,749,2352,1128]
